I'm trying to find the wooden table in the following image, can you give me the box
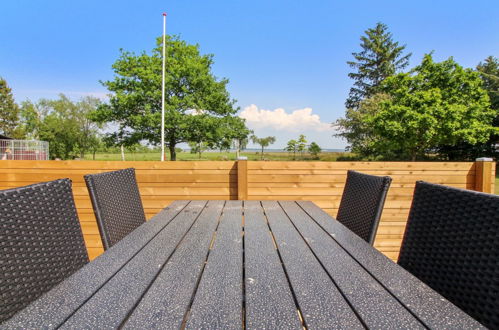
[3,200,483,329]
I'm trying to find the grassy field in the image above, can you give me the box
[83,151,351,162]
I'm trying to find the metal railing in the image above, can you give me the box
[0,139,49,160]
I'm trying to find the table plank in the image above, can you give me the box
[2,200,190,330]
[122,200,225,329]
[261,201,364,329]
[59,200,208,328]
[186,200,244,329]
[244,200,302,330]
[279,201,424,329]
[297,201,485,329]
[3,199,484,329]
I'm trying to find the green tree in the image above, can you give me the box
[19,100,41,139]
[251,135,276,160]
[437,56,499,160]
[188,141,210,159]
[185,114,219,157]
[33,95,102,159]
[76,97,102,158]
[217,117,251,158]
[285,139,298,160]
[346,22,411,109]
[297,134,307,158]
[94,35,238,161]
[308,142,322,158]
[0,77,23,138]
[475,56,499,158]
[36,97,80,159]
[231,127,252,159]
[478,56,499,110]
[88,135,105,160]
[335,93,391,158]
[367,54,494,161]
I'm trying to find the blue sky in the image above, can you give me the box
[1,1,498,149]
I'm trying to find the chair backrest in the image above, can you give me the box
[84,168,146,250]
[398,181,499,328]
[336,170,392,245]
[0,179,89,323]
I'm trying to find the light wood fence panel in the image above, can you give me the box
[0,161,237,260]
[245,161,494,261]
[0,160,494,261]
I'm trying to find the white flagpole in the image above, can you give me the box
[161,13,167,161]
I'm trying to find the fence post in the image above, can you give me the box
[475,158,495,193]
[237,160,248,200]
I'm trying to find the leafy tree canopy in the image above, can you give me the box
[297,134,307,156]
[23,95,102,159]
[251,135,276,160]
[367,54,495,160]
[217,116,251,153]
[94,35,241,160]
[0,77,23,138]
[308,142,322,158]
[434,56,499,160]
[188,140,210,159]
[285,139,298,160]
[477,56,499,111]
[346,22,411,109]
[335,93,391,157]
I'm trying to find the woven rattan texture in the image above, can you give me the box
[85,168,146,250]
[398,181,499,329]
[0,179,89,323]
[336,170,392,245]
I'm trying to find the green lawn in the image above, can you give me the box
[83,151,350,162]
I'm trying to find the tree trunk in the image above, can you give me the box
[93,150,96,160]
[169,143,176,161]
[261,146,264,160]
[120,145,125,161]
[411,151,417,162]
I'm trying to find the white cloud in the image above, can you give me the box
[239,104,333,132]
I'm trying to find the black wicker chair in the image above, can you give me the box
[84,168,146,250]
[398,181,499,328]
[0,179,89,323]
[336,170,392,245]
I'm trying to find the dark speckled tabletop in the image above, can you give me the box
[2,200,484,329]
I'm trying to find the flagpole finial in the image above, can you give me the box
[163,12,167,16]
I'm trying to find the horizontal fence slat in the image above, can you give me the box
[249,174,474,184]
[247,161,475,170]
[0,173,237,183]
[248,169,475,175]
[247,182,474,189]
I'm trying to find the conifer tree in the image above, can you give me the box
[346,23,411,109]
[0,77,22,138]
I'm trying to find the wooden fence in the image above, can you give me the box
[0,160,495,261]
